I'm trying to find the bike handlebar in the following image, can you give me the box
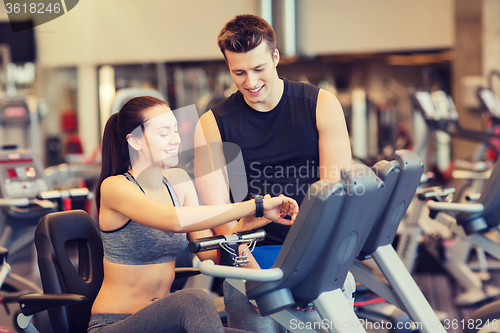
[0,188,91,207]
[189,229,266,253]
[417,187,455,201]
[198,260,283,281]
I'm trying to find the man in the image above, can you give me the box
[194,14,353,332]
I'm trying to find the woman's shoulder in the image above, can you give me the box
[163,168,191,183]
[163,168,196,206]
[101,174,128,187]
[101,174,138,195]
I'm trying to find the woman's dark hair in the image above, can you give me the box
[95,96,168,211]
[217,14,276,58]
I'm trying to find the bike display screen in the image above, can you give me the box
[0,155,49,198]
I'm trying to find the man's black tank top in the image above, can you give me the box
[211,79,321,245]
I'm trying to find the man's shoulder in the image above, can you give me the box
[285,79,320,99]
[287,80,320,97]
[211,91,243,117]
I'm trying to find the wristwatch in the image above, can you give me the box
[252,195,264,219]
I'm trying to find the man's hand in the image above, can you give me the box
[263,194,298,225]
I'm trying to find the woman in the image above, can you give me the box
[88,96,298,333]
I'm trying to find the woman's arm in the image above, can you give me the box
[100,176,297,234]
[173,169,262,268]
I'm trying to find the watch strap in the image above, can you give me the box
[252,195,264,218]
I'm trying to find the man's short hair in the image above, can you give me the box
[217,14,276,58]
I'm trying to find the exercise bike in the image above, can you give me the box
[396,75,500,306]
[417,142,500,332]
[0,146,91,332]
[190,151,447,333]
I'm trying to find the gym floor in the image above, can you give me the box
[412,271,500,333]
[359,250,500,333]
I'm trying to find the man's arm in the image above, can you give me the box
[194,110,237,236]
[316,90,352,182]
[194,112,262,269]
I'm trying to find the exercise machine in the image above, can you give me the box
[0,148,89,332]
[0,147,55,262]
[193,162,384,333]
[396,80,500,306]
[0,96,42,155]
[190,150,446,333]
[350,150,445,333]
[397,184,500,306]
[423,152,500,332]
[0,147,91,262]
[0,245,46,332]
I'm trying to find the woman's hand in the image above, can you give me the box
[262,194,298,225]
[233,194,298,232]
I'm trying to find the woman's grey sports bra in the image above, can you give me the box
[101,172,187,265]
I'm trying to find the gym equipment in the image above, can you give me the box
[458,70,500,277]
[194,164,382,333]
[0,246,46,332]
[0,147,55,262]
[396,185,500,306]
[427,148,500,239]
[174,68,209,110]
[16,210,102,333]
[189,229,266,267]
[474,69,500,161]
[351,88,370,161]
[0,147,90,262]
[398,71,500,306]
[44,162,101,192]
[445,71,500,321]
[0,147,91,332]
[44,161,101,220]
[190,150,446,333]
[0,97,41,154]
[453,69,500,204]
[411,73,500,169]
[418,151,500,332]
[477,69,500,118]
[351,88,382,164]
[398,75,500,306]
[350,151,447,333]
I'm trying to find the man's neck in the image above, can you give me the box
[245,78,284,112]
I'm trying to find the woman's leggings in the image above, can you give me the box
[224,271,356,332]
[88,288,248,333]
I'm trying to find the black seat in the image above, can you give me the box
[30,210,103,333]
[18,209,200,333]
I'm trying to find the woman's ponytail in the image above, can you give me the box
[96,112,130,211]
